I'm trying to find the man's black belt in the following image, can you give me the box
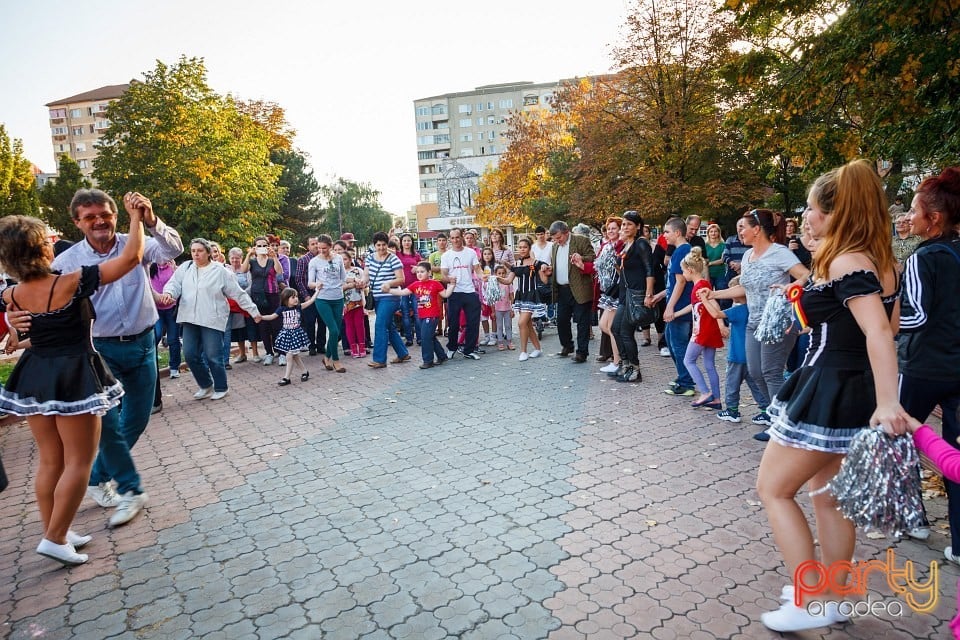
[95,327,153,342]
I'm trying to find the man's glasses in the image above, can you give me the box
[255,243,268,248]
[78,212,116,223]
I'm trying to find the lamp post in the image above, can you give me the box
[333,182,344,238]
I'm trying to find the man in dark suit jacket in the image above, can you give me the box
[548,221,596,362]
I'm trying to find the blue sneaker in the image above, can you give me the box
[716,409,741,423]
[752,412,772,426]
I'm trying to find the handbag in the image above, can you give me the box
[620,245,657,326]
[365,258,387,311]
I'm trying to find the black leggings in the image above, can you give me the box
[255,292,281,355]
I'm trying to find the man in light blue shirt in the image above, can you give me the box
[54,189,183,526]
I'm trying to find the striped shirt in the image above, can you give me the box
[366,253,403,299]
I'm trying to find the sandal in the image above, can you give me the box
[323,357,334,371]
[334,363,345,373]
[301,372,310,382]
[278,378,291,386]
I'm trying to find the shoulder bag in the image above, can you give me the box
[621,245,657,326]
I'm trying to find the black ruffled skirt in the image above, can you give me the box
[766,365,874,453]
[0,349,123,416]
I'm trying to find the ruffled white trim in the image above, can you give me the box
[0,381,124,417]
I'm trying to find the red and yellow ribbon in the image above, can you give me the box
[784,282,808,329]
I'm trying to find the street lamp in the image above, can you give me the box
[333,182,344,238]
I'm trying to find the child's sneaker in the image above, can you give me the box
[716,409,742,423]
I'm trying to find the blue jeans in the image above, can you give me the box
[665,317,694,389]
[373,297,409,364]
[723,361,769,412]
[418,317,446,364]
[154,306,181,370]
[90,329,156,495]
[181,323,228,392]
[221,316,232,364]
[400,293,420,343]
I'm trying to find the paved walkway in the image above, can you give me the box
[0,328,954,639]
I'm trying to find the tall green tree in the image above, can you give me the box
[39,154,91,240]
[271,148,321,249]
[0,124,40,218]
[314,178,391,247]
[93,56,283,247]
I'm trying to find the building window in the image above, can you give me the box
[75,143,86,153]
[58,144,67,152]
[417,135,434,145]
[461,148,474,156]
[95,103,109,113]
[77,159,89,169]
[70,108,82,118]
[72,126,84,136]
[499,99,513,109]
[94,119,109,130]
[51,126,68,135]
[477,103,484,111]
[488,131,495,140]
[418,150,437,160]
[431,104,447,115]
[416,106,430,116]
[458,118,472,128]
[489,145,497,154]
[487,101,494,110]
[434,134,450,144]
[416,121,431,131]
[487,116,496,125]
[460,133,472,142]
[457,104,472,114]
[523,95,538,106]
[421,179,437,188]
[49,108,66,119]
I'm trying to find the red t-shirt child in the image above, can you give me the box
[408,280,445,319]
[691,279,723,348]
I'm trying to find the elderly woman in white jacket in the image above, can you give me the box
[159,238,261,400]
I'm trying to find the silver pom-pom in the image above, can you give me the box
[754,289,793,344]
[814,428,925,537]
[483,277,502,305]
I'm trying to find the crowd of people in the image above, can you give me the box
[0,165,959,634]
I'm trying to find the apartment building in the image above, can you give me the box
[45,84,129,179]
[413,80,563,229]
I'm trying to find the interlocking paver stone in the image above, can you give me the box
[0,327,953,639]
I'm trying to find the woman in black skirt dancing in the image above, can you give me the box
[756,160,911,632]
[0,195,145,566]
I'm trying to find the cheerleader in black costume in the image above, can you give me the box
[755,161,911,632]
[0,197,144,566]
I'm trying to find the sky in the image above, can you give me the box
[0,0,629,216]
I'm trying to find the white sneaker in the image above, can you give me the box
[659,347,671,357]
[519,352,529,362]
[109,492,148,527]
[263,354,274,366]
[67,530,92,549]
[906,526,931,540]
[86,482,121,507]
[761,600,848,632]
[169,369,180,379]
[278,355,286,366]
[193,387,213,400]
[529,350,542,358]
[600,362,619,373]
[36,538,88,566]
[210,390,229,401]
